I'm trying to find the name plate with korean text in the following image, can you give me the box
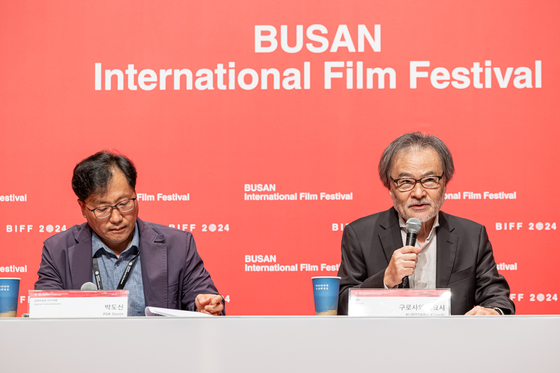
[28,290,129,318]
[348,289,451,316]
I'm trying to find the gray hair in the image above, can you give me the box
[378,132,455,188]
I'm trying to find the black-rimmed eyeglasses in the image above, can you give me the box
[86,198,137,219]
[390,174,444,192]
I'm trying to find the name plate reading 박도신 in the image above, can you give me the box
[28,290,128,318]
[348,289,451,316]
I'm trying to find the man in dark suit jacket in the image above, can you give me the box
[337,132,514,315]
[35,151,224,316]
[35,218,222,313]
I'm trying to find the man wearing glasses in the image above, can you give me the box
[35,151,224,316]
[337,132,514,315]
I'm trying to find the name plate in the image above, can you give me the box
[28,290,128,318]
[348,289,451,316]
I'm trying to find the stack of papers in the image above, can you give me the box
[145,306,213,317]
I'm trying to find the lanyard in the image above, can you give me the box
[92,254,140,290]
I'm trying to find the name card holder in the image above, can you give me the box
[28,290,129,318]
[348,289,451,316]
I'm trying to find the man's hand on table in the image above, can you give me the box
[195,294,224,316]
[465,306,500,315]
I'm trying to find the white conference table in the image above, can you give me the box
[1,316,559,373]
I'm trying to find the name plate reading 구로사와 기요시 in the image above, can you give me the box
[28,290,129,318]
[348,289,451,316]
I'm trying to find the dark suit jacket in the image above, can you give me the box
[35,218,224,314]
[337,208,514,315]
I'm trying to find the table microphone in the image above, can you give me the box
[81,282,98,291]
[402,218,422,288]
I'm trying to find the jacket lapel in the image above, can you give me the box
[70,224,94,290]
[137,218,168,308]
[436,212,459,288]
[379,208,403,263]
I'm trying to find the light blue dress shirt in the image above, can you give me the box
[91,223,146,316]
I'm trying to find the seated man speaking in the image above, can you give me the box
[337,132,514,315]
[35,151,224,316]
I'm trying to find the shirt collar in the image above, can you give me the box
[92,222,140,258]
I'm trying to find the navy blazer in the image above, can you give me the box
[337,208,515,315]
[35,218,223,313]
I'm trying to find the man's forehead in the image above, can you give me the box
[85,190,131,205]
[392,147,442,174]
[85,185,135,205]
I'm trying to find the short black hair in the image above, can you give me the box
[72,151,137,201]
[378,132,455,188]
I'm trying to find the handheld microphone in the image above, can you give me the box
[406,218,422,247]
[80,282,98,291]
[402,218,422,288]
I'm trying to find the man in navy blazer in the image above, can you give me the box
[35,151,224,316]
[337,133,514,315]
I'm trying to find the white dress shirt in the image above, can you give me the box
[398,215,440,289]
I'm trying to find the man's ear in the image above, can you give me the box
[77,199,87,219]
[441,180,447,195]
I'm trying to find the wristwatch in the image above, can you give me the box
[490,306,504,315]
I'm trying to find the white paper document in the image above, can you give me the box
[145,306,213,317]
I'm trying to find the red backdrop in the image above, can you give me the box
[1,0,558,315]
